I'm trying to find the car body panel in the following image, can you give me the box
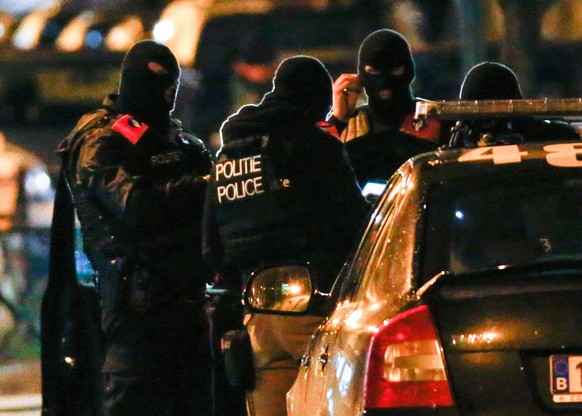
[426,271,582,415]
[288,142,582,416]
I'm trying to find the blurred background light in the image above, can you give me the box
[105,16,143,51]
[56,10,95,51]
[0,0,57,14]
[152,19,174,43]
[13,9,52,49]
[84,28,102,48]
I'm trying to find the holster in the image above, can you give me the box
[221,329,255,391]
[93,252,152,334]
[92,254,127,334]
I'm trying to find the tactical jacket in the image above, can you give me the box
[60,96,213,295]
[42,95,213,416]
[203,99,370,292]
[334,103,442,188]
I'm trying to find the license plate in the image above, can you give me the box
[550,355,582,403]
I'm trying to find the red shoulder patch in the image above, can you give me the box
[111,114,149,144]
[317,120,340,139]
[399,113,441,143]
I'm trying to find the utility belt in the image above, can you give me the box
[155,286,210,306]
[91,248,209,322]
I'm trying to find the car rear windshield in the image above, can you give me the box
[423,170,582,278]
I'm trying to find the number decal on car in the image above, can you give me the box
[458,143,582,167]
[458,145,528,164]
[544,143,582,167]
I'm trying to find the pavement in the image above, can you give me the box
[0,361,41,415]
[0,394,41,415]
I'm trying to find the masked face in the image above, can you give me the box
[358,30,415,121]
[460,61,523,100]
[267,55,332,123]
[118,40,180,130]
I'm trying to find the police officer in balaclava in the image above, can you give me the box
[204,55,369,416]
[460,61,523,100]
[451,61,579,146]
[330,29,416,130]
[42,39,214,416]
[357,29,416,126]
[327,29,442,188]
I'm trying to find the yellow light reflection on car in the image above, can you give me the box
[451,331,499,346]
[345,309,363,330]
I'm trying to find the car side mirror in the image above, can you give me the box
[243,264,330,316]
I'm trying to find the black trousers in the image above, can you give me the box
[101,301,213,416]
[207,289,247,416]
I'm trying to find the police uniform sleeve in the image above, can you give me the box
[181,130,214,175]
[163,132,213,220]
[202,172,224,271]
[74,129,206,232]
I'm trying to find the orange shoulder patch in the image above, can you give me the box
[399,113,441,143]
[111,114,149,144]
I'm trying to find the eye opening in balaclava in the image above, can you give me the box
[264,55,332,123]
[460,61,523,100]
[357,29,415,123]
[117,40,180,131]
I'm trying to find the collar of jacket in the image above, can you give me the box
[339,104,441,144]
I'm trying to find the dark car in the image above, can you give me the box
[244,139,582,415]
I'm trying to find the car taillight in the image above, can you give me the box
[364,304,453,409]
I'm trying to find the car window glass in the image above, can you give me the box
[353,173,417,304]
[423,171,582,278]
[335,170,409,302]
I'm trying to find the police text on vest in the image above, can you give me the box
[215,155,264,203]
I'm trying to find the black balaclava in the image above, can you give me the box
[117,40,180,132]
[358,29,415,124]
[455,62,525,148]
[263,55,332,123]
[460,61,523,100]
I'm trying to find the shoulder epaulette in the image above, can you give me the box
[111,114,149,144]
[181,131,205,147]
[317,121,340,139]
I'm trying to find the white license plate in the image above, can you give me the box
[550,355,582,403]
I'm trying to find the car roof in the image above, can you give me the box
[409,141,582,183]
